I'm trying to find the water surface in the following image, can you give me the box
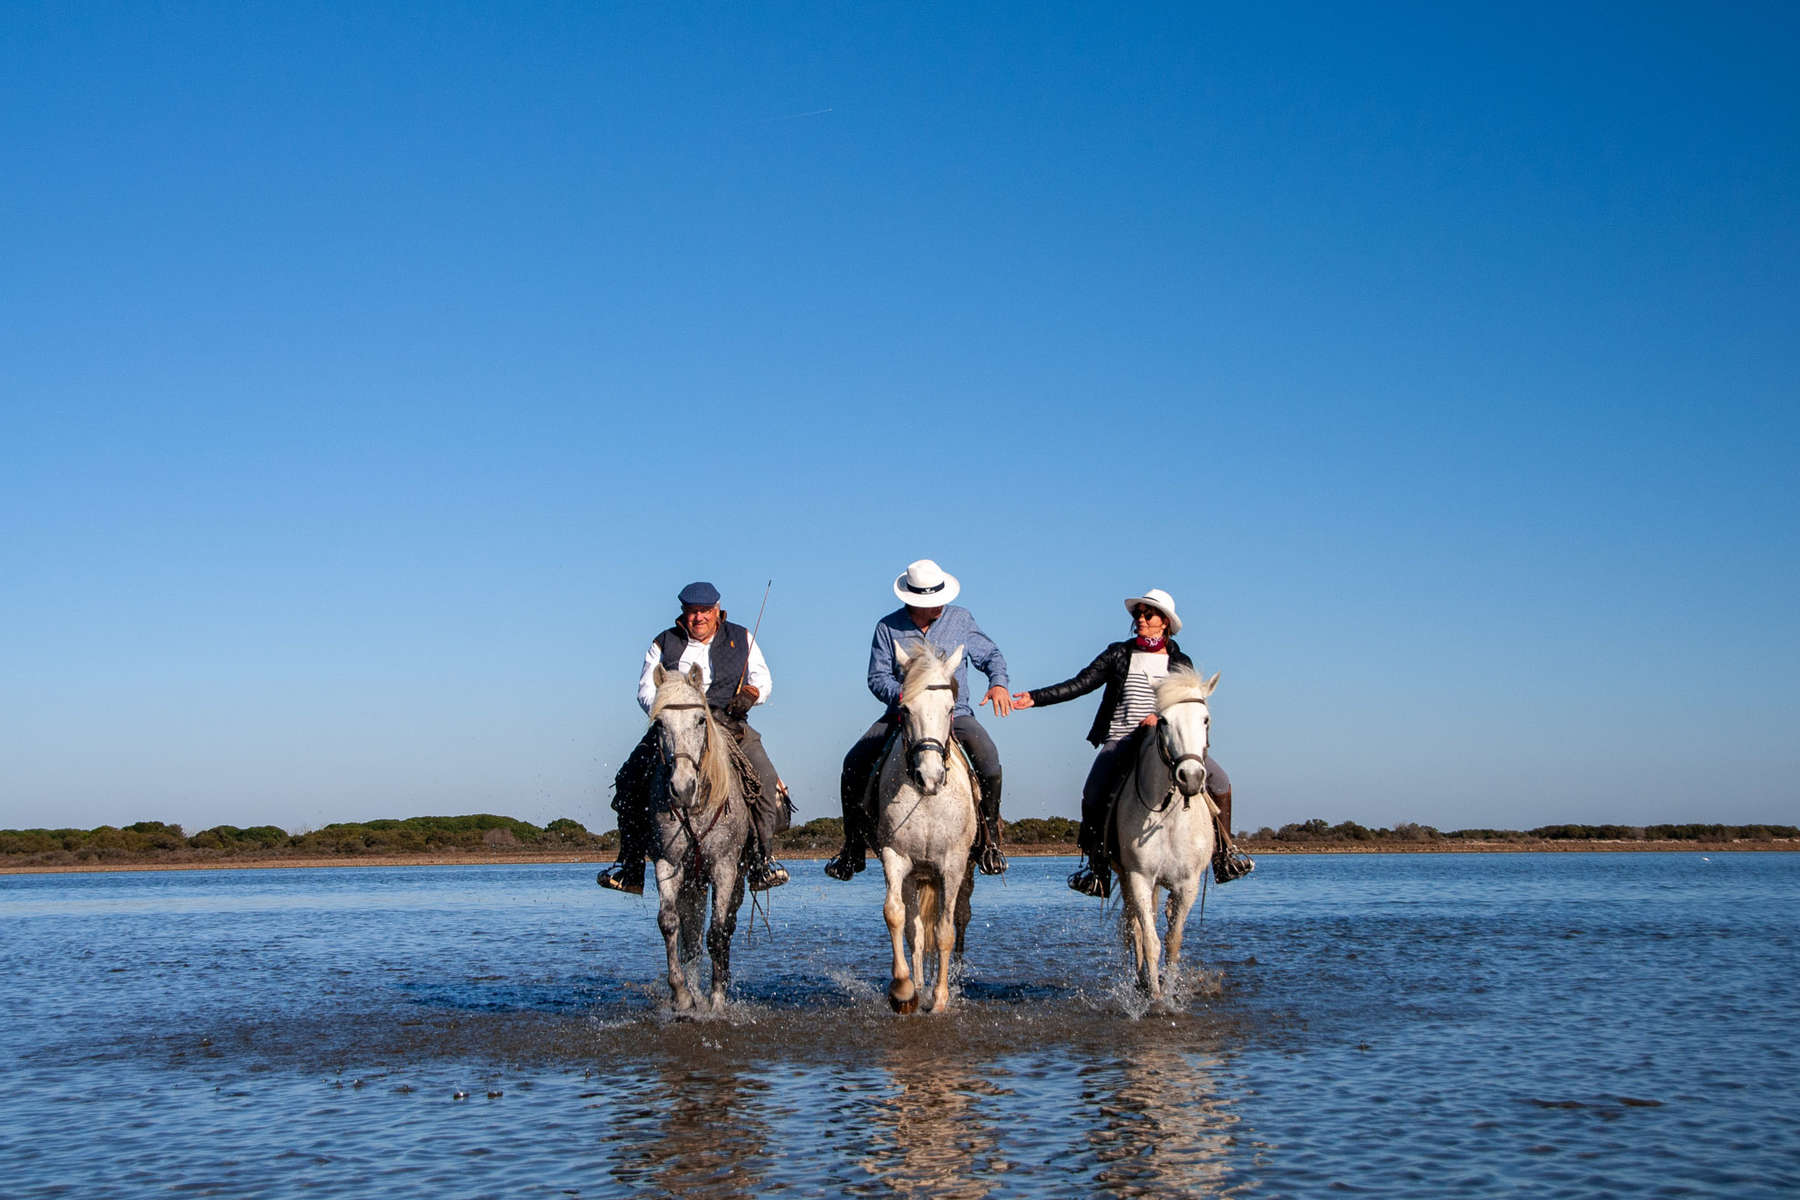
[3,853,1795,1197]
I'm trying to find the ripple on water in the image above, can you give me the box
[2,854,1798,1198]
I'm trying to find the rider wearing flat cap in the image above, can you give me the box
[826,559,1013,880]
[597,581,791,895]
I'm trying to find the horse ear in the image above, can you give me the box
[946,644,965,673]
[653,664,667,686]
[893,641,914,668]
[1201,670,1220,697]
[686,663,705,687]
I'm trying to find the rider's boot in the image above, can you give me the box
[596,856,645,895]
[824,831,866,881]
[973,771,1006,876]
[746,856,790,891]
[746,794,790,891]
[825,773,871,881]
[1208,788,1255,884]
[1067,851,1112,898]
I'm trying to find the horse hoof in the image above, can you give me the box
[888,982,918,1015]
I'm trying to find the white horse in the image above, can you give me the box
[647,663,751,1012]
[876,642,978,1015]
[1113,667,1221,1002]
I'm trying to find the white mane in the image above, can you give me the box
[648,675,735,807]
[1155,666,1218,708]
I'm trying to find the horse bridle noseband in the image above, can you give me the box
[902,683,955,779]
[1136,696,1209,810]
[655,702,710,784]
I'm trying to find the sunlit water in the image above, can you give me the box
[3,853,1795,1197]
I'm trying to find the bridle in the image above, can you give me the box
[655,702,710,780]
[901,682,955,784]
[654,699,730,880]
[1158,695,1211,782]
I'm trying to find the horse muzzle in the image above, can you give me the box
[1170,753,1208,799]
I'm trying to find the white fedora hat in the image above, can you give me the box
[1124,588,1182,635]
[894,558,961,606]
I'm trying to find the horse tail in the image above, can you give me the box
[918,878,942,954]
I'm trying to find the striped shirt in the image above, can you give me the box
[1106,651,1171,741]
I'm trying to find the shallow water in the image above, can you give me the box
[3,853,1796,1197]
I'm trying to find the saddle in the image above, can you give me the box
[856,727,981,851]
[1103,727,1252,882]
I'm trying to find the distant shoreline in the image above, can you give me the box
[3,839,1790,875]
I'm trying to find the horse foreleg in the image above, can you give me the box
[928,870,960,1014]
[1120,872,1162,999]
[656,870,696,1012]
[1163,885,1197,999]
[705,880,735,1011]
[881,851,918,1014]
[952,867,974,958]
[905,877,927,1005]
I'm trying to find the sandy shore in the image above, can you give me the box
[3,839,1789,875]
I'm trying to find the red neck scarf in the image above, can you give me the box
[1134,635,1167,652]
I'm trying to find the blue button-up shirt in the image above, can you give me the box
[866,604,1010,718]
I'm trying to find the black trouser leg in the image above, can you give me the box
[612,727,660,864]
[950,714,1000,824]
[838,718,892,851]
[1078,736,1135,857]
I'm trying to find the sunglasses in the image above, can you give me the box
[1133,607,1166,620]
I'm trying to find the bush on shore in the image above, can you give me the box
[0,814,612,866]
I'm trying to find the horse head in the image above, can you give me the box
[893,641,963,795]
[650,663,727,812]
[1155,668,1220,798]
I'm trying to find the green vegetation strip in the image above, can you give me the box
[3,815,1794,869]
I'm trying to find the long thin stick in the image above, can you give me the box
[735,579,773,693]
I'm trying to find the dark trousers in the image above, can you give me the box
[1079,732,1231,855]
[838,713,1002,846]
[611,717,785,863]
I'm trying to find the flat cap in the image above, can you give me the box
[677,581,721,607]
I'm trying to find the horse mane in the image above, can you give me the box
[900,644,960,706]
[1155,666,1211,709]
[649,680,737,808]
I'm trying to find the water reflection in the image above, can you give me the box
[606,1059,774,1198]
[1084,1038,1243,1196]
[854,1045,1007,1198]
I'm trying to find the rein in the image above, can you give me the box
[654,701,732,880]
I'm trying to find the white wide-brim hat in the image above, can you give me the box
[1124,588,1182,635]
[894,558,961,606]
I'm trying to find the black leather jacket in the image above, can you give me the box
[1026,638,1194,747]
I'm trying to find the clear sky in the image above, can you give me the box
[4,2,1796,837]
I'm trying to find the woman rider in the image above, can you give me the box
[1011,588,1251,897]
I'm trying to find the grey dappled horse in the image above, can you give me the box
[648,664,752,1011]
[1113,667,1221,1002]
[875,642,978,1014]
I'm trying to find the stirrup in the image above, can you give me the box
[1213,847,1255,884]
[1067,863,1111,898]
[596,862,645,895]
[747,858,789,892]
[975,841,1007,876]
[823,846,866,881]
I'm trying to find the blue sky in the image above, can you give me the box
[4,2,1796,837]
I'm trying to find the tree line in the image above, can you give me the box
[1248,819,1799,844]
[2,814,1793,867]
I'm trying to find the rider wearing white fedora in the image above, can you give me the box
[1012,587,1251,897]
[825,558,1014,879]
[597,580,791,896]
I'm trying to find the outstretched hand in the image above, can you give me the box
[1011,691,1035,710]
[982,685,1014,717]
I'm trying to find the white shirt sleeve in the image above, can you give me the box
[747,635,772,705]
[637,644,661,713]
